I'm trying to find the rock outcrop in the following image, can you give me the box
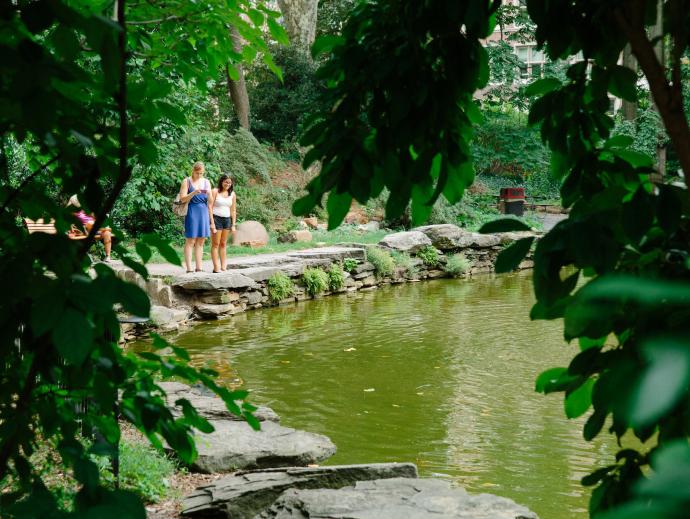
[233,221,270,247]
[260,477,539,519]
[158,383,336,474]
[182,463,418,518]
[378,231,432,253]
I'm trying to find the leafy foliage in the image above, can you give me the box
[294,0,499,228]
[0,0,277,514]
[248,46,327,147]
[327,263,346,291]
[366,246,395,278]
[416,245,440,268]
[299,1,690,517]
[444,253,471,277]
[267,271,296,302]
[302,267,329,296]
[342,258,358,273]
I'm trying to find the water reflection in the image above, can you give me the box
[133,272,614,519]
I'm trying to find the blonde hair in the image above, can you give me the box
[192,161,205,174]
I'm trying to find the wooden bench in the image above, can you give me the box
[24,218,103,240]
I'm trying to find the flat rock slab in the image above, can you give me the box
[158,382,279,423]
[182,420,336,474]
[172,272,259,291]
[260,477,539,519]
[286,247,366,261]
[182,463,418,518]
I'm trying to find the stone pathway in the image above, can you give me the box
[111,246,366,277]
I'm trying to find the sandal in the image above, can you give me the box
[212,270,220,273]
[186,269,193,273]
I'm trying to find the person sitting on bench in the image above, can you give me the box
[67,195,113,262]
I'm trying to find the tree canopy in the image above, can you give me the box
[296,1,690,517]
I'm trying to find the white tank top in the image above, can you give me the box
[212,191,235,217]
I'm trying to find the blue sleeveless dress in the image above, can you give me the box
[184,178,211,238]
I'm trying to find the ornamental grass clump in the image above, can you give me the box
[327,264,346,291]
[302,267,329,296]
[392,251,419,278]
[267,271,295,302]
[444,253,471,277]
[366,246,394,277]
[416,245,440,267]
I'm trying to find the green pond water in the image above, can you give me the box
[141,272,616,518]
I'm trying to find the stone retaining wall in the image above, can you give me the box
[115,224,537,340]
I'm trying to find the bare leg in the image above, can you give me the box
[211,230,220,272]
[102,229,112,258]
[219,229,230,270]
[194,238,205,271]
[184,238,195,272]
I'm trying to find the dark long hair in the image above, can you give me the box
[217,174,233,194]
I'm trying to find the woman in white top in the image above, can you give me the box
[208,174,237,273]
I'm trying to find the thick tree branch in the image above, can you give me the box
[82,0,131,254]
[614,2,690,194]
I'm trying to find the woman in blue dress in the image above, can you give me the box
[178,161,212,272]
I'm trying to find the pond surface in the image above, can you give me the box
[143,272,616,518]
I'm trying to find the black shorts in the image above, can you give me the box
[213,215,232,230]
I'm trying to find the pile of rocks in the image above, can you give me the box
[161,382,538,518]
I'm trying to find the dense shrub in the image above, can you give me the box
[444,253,471,277]
[302,267,329,296]
[248,46,327,147]
[366,246,394,277]
[327,264,345,291]
[113,126,284,238]
[267,272,295,302]
[416,245,440,267]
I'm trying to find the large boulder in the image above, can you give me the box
[378,231,432,253]
[182,463,418,518]
[233,220,270,247]
[414,224,466,250]
[179,420,336,474]
[414,224,502,249]
[278,230,313,243]
[260,477,539,519]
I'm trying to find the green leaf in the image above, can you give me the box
[608,65,637,102]
[495,237,534,273]
[479,218,531,234]
[326,190,352,230]
[267,17,290,46]
[142,234,181,266]
[311,35,345,58]
[612,149,653,168]
[604,135,634,149]
[52,308,94,365]
[117,281,150,317]
[629,337,690,427]
[292,194,317,217]
[525,77,561,97]
[565,378,594,418]
[156,102,187,126]
[535,367,568,393]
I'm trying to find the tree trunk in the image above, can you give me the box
[649,0,666,177]
[621,44,637,121]
[226,26,250,130]
[277,0,319,53]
